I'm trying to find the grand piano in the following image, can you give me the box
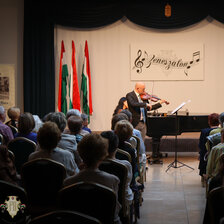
[146,113,208,161]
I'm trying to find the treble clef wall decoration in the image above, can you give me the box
[133,50,144,73]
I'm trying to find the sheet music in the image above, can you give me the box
[171,100,191,115]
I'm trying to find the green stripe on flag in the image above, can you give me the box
[61,64,69,114]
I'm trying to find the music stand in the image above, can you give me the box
[166,101,194,172]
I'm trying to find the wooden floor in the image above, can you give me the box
[139,155,206,224]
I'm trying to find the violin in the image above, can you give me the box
[140,92,170,105]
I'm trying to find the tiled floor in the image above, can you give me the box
[139,156,206,224]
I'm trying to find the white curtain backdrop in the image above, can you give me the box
[55,18,224,131]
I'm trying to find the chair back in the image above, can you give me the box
[0,180,28,224]
[58,181,116,224]
[116,148,132,163]
[29,210,101,224]
[0,134,4,145]
[21,158,66,216]
[132,136,140,168]
[207,186,224,224]
[99,159,129,219]
[7,137,36,173]
[8,124,18,136]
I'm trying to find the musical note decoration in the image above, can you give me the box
[185,51,200,75]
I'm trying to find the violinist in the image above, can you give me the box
[126,82,167,140]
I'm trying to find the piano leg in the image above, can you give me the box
[152,137,161,158]
[150,137,164,164]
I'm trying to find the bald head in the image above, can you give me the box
[135,82,145,95]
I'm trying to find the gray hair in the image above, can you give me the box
[66,109,81,119]
[81,113,88,121]
[0,106,5,115]
[45,112,66,132]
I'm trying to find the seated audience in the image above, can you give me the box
[42,112,53,123]
[65,109,89,136]
[120,109,147,165]
[29,121,78,177]
[0,145,20,185]
[208,153,224,193]
[81,113,91,133]
[66,109,81,120]
[111,113,129,130]
[101,131,133,205]
[45,112,80,165]
[0,106,14,145]
[114,120,138,180]
[67,115,84,144]
[15,112,37,143]
[64,133,121,224]
[207,129,224,178]
[113,97,128,116]
[206,112,224,151]
[6,107,20,128]
[111,113,137,150]
[198,113,219,183]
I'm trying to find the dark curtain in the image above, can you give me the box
[24,1,55,117]
[126,0,208,29]
[209,0,224,23]
[23,0,223,118]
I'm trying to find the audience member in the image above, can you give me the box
[42,112,53,123]
[81,113,91,133]
[15,112,37,143]
[208,153,224,193]
[101,131,133,205]
[29,121,78,177]
[206,129,224,178]
[63,133,121,224]
[45,112,80,164]
[67,115,84,144]
[113,97,128,116]
[0,106,14,145]
[0,145,20,185]
[111,113,137,149]
[114,120,138,180]
[65,109,89,136]
[66,109,81,120]
[111,113,128,131]
[206,112,224,151]
[6,107,20,128]
[120,109,147,165]
[198,113,219,184]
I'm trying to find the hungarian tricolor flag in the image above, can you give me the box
[58,40,69,114]
[81,40,93,117]
[69,41,80,110]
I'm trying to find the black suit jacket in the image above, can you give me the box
[126,91,161,127]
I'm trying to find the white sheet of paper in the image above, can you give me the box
[171,100,191,115]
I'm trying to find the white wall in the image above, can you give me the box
[0,0,24,111]
[55,17,224,131]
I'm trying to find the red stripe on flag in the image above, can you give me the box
[58,40,65,112]
[72,41,81,111]
[85,40,93,115]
